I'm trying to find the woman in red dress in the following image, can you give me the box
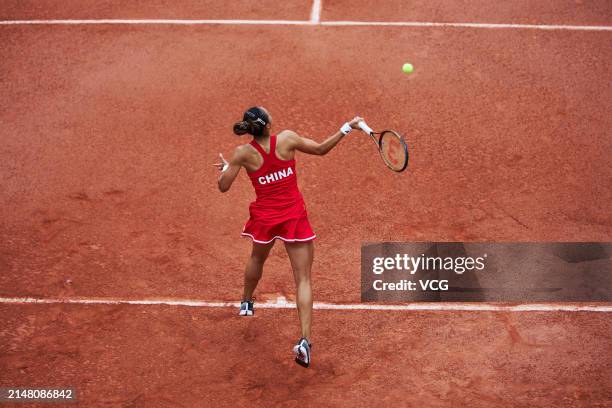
[214,106,362,367]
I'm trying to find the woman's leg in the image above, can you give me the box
[243,241,274,300]
[284,241,314,339]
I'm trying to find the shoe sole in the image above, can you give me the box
[293,345,310,368]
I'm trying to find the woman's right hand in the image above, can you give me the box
[348,116,364,129]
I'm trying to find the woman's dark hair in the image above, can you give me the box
[233,107,270,137]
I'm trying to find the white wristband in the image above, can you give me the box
[340,122,352,135]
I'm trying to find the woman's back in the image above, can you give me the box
[246,134,305,215]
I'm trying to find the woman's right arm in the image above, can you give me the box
[286,116,363,156]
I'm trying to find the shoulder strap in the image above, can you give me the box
[269,135,277,158]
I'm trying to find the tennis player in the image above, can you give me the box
[214,106,363,367]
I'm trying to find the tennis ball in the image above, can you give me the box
[402,63,414,74]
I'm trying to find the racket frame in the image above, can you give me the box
[377,130,409,172]
[363,128,409,172]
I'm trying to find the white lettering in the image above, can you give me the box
[372,258,385,274]
[419,280,449,291]
[258,167,294,185]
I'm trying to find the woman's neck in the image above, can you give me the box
[253,133,270,141]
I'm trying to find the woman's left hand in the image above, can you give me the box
[212,153,229,172]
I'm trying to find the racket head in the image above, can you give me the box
[378,130,409,172]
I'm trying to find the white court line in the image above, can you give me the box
[0,19,610,31]
[321,21,612,31]
[0,297,610,312]
[0,19,308,26]
[310,0,322,24]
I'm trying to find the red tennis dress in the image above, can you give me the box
[241,135,316,244]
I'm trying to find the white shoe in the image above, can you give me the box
[293,338,311,368]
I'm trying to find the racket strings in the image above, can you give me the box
[379,131,408,172]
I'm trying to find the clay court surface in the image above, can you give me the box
[1,1,611,406]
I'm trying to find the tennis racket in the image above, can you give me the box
[358,121,409,172]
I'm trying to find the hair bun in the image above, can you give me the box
[233,121,250,135]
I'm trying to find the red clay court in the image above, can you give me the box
[1,1,611,407]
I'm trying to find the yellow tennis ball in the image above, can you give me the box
[402,63,414,74]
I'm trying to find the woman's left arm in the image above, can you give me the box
[214,148,242,192]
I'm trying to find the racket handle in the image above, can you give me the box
[358,120,374,135]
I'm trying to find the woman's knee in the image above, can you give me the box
[293,267,312,283]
